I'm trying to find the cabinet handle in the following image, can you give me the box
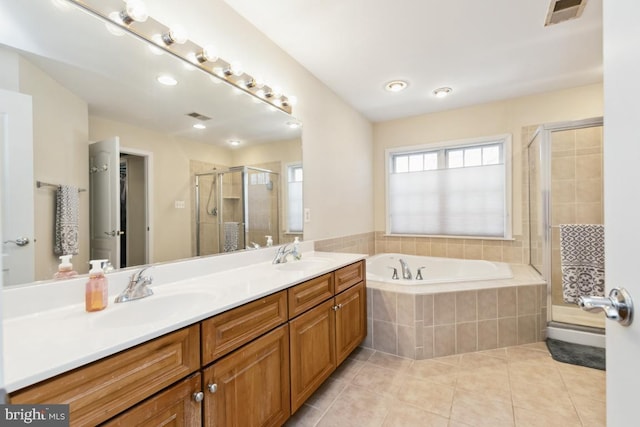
[208,383,218,393]
[332,304,343,311]
[193,391,205,402]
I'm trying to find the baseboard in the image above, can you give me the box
[546,322,605,348]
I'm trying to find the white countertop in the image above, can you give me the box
[3,250,366,393]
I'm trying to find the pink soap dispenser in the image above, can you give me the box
[53,254,78,280]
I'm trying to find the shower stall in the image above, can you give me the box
[527,117,604,340]
[195,166,280,255]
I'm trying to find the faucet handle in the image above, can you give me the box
[416,266,426,280]
[387,266,399,280]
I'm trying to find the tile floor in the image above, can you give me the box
[285,343,606,427]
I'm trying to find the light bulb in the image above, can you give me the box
[106,12,126,36]
[433,87,452,98]
[120,0,148,24]
[162,25,188,45]
[197,45,218,63]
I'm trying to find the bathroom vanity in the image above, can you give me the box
[5,251,366,426]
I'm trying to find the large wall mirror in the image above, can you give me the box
[0,0,302,286]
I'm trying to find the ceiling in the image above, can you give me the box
[224,0,603,122]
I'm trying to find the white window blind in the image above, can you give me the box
[287,164,303,232]
[387,137,511,238]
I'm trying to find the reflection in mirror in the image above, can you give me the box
[0,0,302,286]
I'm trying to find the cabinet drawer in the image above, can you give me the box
[288,273,334,319]
[334,261,365,294]
[103,373,202,426]
[10,325,200,427]
[202,291,287,365]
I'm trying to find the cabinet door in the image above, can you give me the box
[203,324,290,427]
[102,373,202,426]
[289,298,336,414]
[335,281,367,365]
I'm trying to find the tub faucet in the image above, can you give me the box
[115,266,154,303]
[398,259,412,280]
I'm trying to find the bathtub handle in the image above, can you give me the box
[416,267,426,280]
[387,267,399,280]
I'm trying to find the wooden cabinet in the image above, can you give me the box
[201,291,287,365]
[202,324,290,427]
[10,325,200,427]
[289,299,336,412]
[288,261,367,413]
[287,273,333,319]
[102,373,202,426]
[335,281,367,365]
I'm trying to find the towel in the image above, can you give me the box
[223,222,240,252]
[559,224,605,304]
[54,185,80,255]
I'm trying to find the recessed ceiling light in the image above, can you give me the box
[193,123,206,130]
[286,121,302,129]
[385,80,408,92]
[228,140,241,146]
[157,75,178,86]
[433,87,453,98]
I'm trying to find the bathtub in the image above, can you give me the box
[366,253,513,285]
[362,253,546,360]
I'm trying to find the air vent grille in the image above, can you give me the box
[545,0,587,26]
[187,112,211,121]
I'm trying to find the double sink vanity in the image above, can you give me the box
[4,246,367,426]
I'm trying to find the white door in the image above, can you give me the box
[603,0,640,425]
[0,88,34,286]
[89,137,121,268]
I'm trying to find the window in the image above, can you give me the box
[387,135,511,238]
[287,164,303,232]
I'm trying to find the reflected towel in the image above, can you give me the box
[54,185,80,255]
[559,224,605,304]
[224,222,239,252]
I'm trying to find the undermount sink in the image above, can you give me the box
[91,292,218,328]
[275,257,333,271]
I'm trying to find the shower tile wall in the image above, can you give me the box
[550,126,603,306]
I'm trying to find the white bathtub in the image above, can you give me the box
[366,253,513,285]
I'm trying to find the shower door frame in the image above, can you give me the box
[527,116,603,325]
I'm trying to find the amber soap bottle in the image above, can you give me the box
[85,259,108,312]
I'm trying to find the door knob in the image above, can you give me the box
[578,287,633,326]
[104,230,125,237]
[3,237,30,247]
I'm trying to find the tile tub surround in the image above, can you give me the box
[364,265,546,359]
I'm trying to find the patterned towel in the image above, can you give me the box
[54,185,79,255]
[559,224,605,304]
[224,222,240,252]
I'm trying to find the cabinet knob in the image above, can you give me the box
[332,303,343,311]
[193,391,205,402]
[208,383,218,393]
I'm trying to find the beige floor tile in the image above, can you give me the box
[316,384,390,427]
[572,395,606,427]
[367,351,414,372]
[434,354,462,366]
[559,368,606,403]
[511,382,577,416]
[458,351,509,371]
[478,347,509,359]
[395,375,455,418]
[456,366,512,403]
[449,389,514,427]
[381,401,449,427]
[506,346,553,362]
[285,404,325,427]
[348,346,375,362]
[330,358,365,382]
[406,359,459,386]
[305,377,348,412]
[351,363,404,397]
[519,342,551,354]
[514,405,582,427]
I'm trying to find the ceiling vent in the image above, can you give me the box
[186,112,211,121]
[544,0,588,26]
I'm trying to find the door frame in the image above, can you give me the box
[120,147,153,265]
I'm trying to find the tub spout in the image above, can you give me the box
[398,259,412,280]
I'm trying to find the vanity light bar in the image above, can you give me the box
[66,0,293,115]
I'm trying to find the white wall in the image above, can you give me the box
[145,0,375,241]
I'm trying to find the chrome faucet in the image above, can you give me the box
[272,244,291,264]
[398,259,412,280]
[115,266,154,303]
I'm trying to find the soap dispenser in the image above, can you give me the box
[86,259,109,312]
[265,235,273,247]
[291,236,302,261]
[53,255,78,280]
